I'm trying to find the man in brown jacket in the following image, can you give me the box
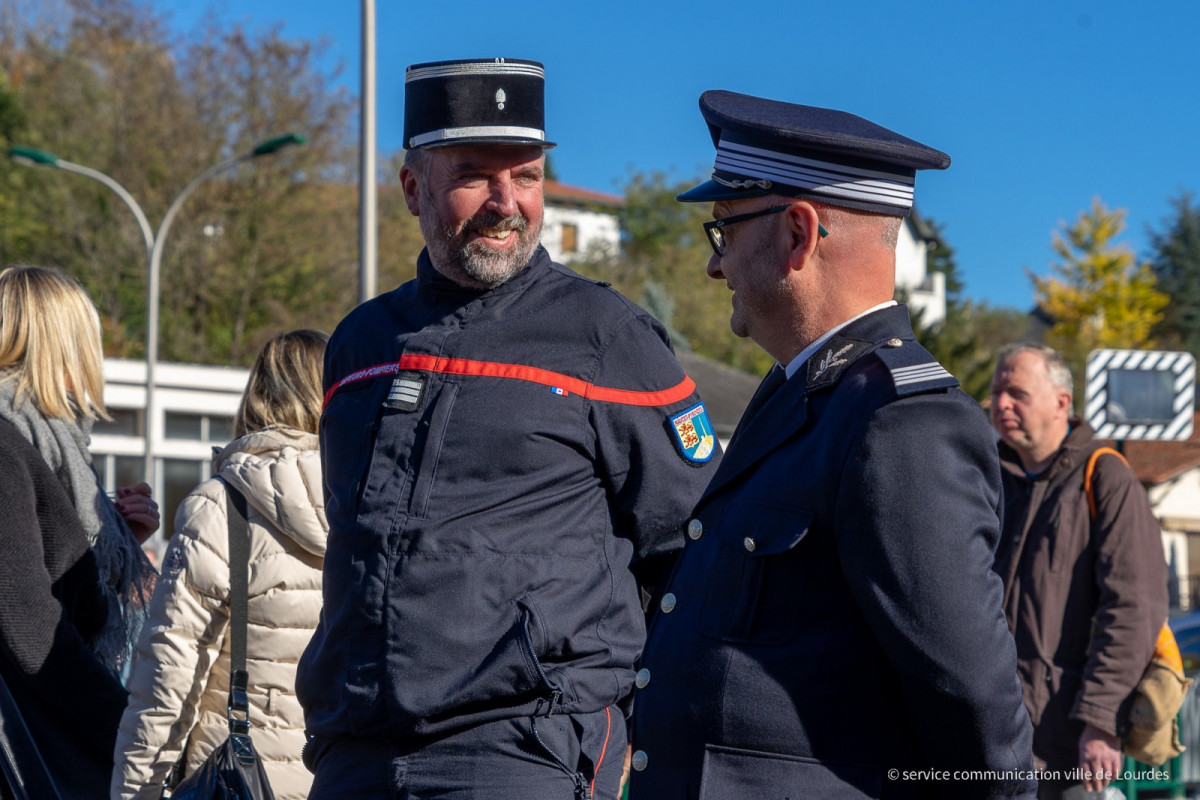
[990,343,1169,798]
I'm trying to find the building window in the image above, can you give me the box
[163,458,207,540]
[165,411,236,443]
[94,407,143,437]
[561,223,578,254]
[94,454,147,493]
[165,412,201,440]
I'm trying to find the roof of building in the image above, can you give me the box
[544,180,624,209]
[1104,411,1200,485]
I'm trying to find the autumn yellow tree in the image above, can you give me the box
[1031,198,1167,380]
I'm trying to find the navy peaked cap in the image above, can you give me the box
[404,58,556,150]
[678,90,949,216]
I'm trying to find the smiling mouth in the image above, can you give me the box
[473,228,515,241]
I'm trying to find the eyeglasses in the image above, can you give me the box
[703,204,829,257]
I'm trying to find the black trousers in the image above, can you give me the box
[308,706,626,800]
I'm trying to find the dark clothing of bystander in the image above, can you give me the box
[995,420,1169,771]
[0,417,128,799]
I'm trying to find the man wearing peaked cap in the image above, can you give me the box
[296,58,720,799]
[628,90,1037,800]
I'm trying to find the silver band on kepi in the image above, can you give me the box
[715,136,915,212]
[406,61,545,83]
[408,126,547,149]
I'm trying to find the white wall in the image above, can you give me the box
[1149,472,1200,608]
[896,220,946,327]
[541,205,620,264]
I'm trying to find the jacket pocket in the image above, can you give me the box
[516,593,577,708]
[698,503,811,646]
[699,744,880,800]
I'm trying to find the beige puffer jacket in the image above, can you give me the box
[111,426,327,800]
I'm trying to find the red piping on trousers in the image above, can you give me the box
[591,706,612,798]
[323,354,697,410]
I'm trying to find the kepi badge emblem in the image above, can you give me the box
[670,403,716,464]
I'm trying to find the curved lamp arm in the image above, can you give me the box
[143,133,305,485]
[9,145,153,255]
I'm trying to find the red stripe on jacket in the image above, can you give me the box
[323,354,696,410]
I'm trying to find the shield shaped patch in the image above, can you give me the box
[670,403,716,463]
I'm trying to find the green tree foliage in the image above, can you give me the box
[573,171,774,376]
[1148,191,1200,356]
[0,0,424,365]
[1031,198,1167,382]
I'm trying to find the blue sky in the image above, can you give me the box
[163,0,1199,311]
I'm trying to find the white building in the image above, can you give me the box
[94,358,248,553]
[539,180,623,264]
[1122,419,1200,609]
[896,211,946,327]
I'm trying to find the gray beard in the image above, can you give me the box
[421,204,542,289]
[454,230,540,287]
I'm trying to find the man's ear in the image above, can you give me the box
[400,163,421,217]
[784,201,822,271]
[1057,391,1074,415]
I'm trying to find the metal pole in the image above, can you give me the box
[145,154,251,486]
[359,0,378,303]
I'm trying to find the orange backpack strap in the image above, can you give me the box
[1153,620,1184,672]
[1084,446,1130,521]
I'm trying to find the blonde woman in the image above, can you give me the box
[0,265,159,666]
[0,264,159,797]
[113,329,329,800]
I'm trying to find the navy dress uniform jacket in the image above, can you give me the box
[629,306,1036,800]
[297,246,719,744]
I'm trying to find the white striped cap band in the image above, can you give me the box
[407,61,545,83]
[714,136,915,212]
[408,125,547,149]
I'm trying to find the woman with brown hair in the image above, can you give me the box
[113,329,329,800]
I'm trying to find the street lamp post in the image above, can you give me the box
[144,133,306,487]
[8,134,306,490]
[360,0,378,304]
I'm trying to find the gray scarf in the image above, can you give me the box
[0,370,155,682]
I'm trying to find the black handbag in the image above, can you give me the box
[169,482,275,800]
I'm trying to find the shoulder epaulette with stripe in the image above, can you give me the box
[873,338,959,396]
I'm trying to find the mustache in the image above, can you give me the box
[461,212,528,235]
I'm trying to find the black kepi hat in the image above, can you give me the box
[678,90,949,217]
[404,58,556,150]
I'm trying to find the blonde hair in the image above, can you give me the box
[234,329,328,438]
[0,265,109,421]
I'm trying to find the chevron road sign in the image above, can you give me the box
[1084,349,1196,441]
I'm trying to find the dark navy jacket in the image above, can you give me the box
[297,246,719,742]
[629,306,1035,800]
